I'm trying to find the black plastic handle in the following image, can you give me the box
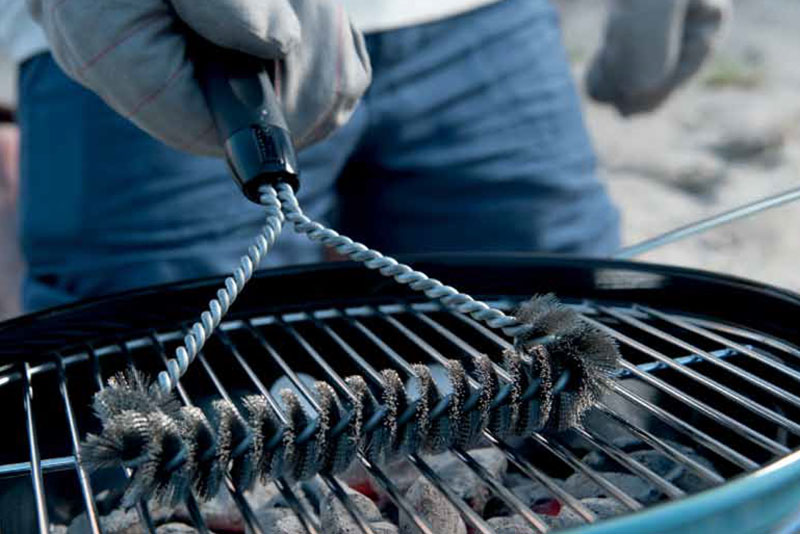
[194,40,299,202]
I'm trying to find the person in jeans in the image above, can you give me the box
[0,0,729,312]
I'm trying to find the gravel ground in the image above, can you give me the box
[1,0,799,321]
[557,0,800,292]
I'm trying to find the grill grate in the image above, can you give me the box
[1,259,799,533]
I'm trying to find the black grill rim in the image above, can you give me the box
[2,253,799,361]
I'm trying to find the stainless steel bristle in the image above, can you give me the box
[279,388,320,481]
[512,294,619,432]
[505,344,553,436]
[400,364,434,455]
[425,360,469,453]
[464,354,495,446]
[242,394,285,483]
[212,399,255,490]
[542,321,619,431]
[177,406,224,501]
[93,369,179,422]
[134,411,190,506]
[82,410,153,471]
[367,369,402,464]
[322,376,366,474]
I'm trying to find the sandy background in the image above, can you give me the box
[1,0,799,321]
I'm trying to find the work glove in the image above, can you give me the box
[27,0,372,155]
[587,0,731,116]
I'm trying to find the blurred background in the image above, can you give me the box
[1,0,799,321]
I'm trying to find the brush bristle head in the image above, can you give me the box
[279,389,318,481]
[126,412,189,506]
[543,321,618,431]
[425,360,469,453]
[512,295,619,432]
[320,376,367,474]
[212,399,254,491]
[367,369,402,464]
[472,354,500,442]
[93,370,179,423]
[242,395,284,483]
[504,346,553,436]
[178,406,223,501]
[82,411,153,471]
[402,365,435,455]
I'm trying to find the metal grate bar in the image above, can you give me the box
[90,344,159,534]
[409,453,495,534]
[600,306,800,410]
[617,358,789,456]
[685,317,800,359]
[55,355,102,534]
[190,340,320,534]
[596,403,725,485]
[607,383,759,471]
[583,318,791,456]
[22,362,49,534]
[641,307,800,383]
[452,446,550,533]
[242,322,377,534]
[356,456,436,534]
[530,433,642,511]
[587,311,800,436]
[574,428,685,499]
[485,434,597,522]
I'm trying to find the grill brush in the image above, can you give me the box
[80,43,620,505]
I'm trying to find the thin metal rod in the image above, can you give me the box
[408,454,495,534]
[409,309,512,382]
[589,312,800,436]
[595,404,725,485]
[451,446,550,533]
[85,346,158,534]
[321,476,376,534]
[640,307,800,384]
[310,314,386,388]
[0,456,75,476]
[619,358,788,455]
[575,427,685,499]
[615,186,800,258]
[585,318,792,455]
[607,384,759,471]
[22,362,49,534]
[56,357,101,534]
[148,334,267,534]
[357,456,436,534]
[685,317,800,360]
[486,434,598,522]
[529,433,642,511]
[601,306,800,410]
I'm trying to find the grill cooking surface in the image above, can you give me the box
[0,257,799,533]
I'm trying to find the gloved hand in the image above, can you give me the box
[27,0,372,155]
[587,0,731,116]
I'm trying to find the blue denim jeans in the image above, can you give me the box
[17,0,619,312]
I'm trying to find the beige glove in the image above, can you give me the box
[28,0,371,155]
[587,0,731,116]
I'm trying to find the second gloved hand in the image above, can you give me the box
[587,0,731,116]
[27,0,372,155]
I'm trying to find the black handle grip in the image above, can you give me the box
[194,40,299,202]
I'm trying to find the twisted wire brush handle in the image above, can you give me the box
[275,183,532,340]
[156,40,529,394]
